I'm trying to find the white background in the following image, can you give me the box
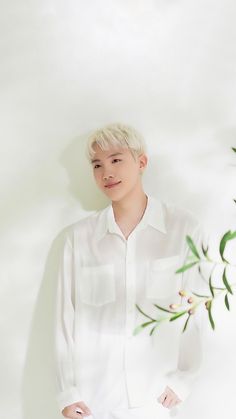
[0,1,236,418]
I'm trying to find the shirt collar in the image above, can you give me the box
[94,194,167,242]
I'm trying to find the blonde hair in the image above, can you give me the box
[86,122,147,162]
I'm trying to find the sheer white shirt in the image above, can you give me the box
[54,194,205,412]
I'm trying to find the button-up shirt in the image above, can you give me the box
[54,194,205,412]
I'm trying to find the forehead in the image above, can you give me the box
[90,143,131,163]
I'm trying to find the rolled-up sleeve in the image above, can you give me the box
[166,222,207,401]
[54,233,82,412]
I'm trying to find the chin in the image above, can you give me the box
[105,192,121,201]
[111,192,129,203]
[104,188,121,198]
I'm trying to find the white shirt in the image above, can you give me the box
[54,194,205,412]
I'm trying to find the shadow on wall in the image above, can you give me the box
[59,132,109,211]
[0,131,108,237]
[21,227,69,419]
[21,131,109,419]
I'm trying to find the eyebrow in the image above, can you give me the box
[91,152,123,164]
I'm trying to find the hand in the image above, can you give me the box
[157,386,182,409]
[62,401,92,418]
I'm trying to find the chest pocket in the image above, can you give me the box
[146,255,181,300]
[79,264,116,306]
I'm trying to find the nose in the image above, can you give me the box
[103,173,114,181]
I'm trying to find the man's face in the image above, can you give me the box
[90,143,147,201]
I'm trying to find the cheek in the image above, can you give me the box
[93,171,101,183]
[127,167,140,182]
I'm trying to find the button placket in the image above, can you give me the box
[125,235,136,338]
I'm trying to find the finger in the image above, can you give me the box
[160,394,168,407]
[167,398,178,409]
[75,406,83,414]
[163,397,170,408]
[162,395,174,408]
[167,399,176,409]
[62,407,78,419]
[75,408,84,417]
[157,391,167,403]
[76,403,92,416]
[166,386,181,402]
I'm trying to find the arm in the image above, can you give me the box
[159,222,207,407]
[54,232,90,415]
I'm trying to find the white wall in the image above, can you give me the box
[0,1,235,418]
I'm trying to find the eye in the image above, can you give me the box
[112,159,122,163]
[93,164,101,169]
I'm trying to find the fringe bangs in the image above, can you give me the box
[86,123,146,161]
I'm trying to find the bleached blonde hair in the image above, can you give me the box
[86,122,147,162]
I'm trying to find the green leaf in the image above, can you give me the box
[170,310,187,321]
[135,304,156,321]
[219,230,236,263]
[154,304,177,314]
[198,265,206,280]
[224,294,230,311]
[133,325,143,335]
[149,324,159,335]
[186,254,199,263]
[219,231,231,262]
[222,267,233,295]
[186,235,201,259]
[192,292,211,298]
[133,320,155,335]
[175,261,198,274]
[209,274,215,298]
[201,243,209,258]
[232,147,236,153]
[182,314,191,332]
[208,301,215,330]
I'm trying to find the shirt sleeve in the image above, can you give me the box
[54,232,82,412]
[166,221,208,401]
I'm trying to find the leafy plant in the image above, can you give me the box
[134,147,236,335]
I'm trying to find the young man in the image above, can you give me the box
[54,123,204,419]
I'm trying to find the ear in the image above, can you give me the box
[139,153,148,172]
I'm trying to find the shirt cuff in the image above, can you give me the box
[56,386,82,412]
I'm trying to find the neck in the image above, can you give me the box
[112,188,148,223]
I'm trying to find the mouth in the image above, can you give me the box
[105,181,122,189]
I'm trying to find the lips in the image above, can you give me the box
[105,181,121,188]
